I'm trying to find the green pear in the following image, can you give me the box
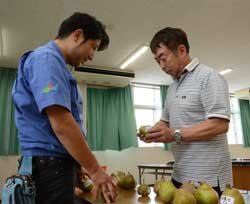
[159,180,177,203]
[80,176,94,192]
[111,173,120,183]
[154,177,165,195]
[139,125,150,137]
[195,182,219,204]
[173,189,197,204]
[111,171,126,182]
[118,172,136,190]
[220,184,245,204]
[117,171,126,178]
[111,171,123,184]
[137,184,151,196]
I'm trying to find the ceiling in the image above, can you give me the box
[0,0,250,92]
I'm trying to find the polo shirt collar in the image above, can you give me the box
[184,58,200,72]
[173,58,200,81]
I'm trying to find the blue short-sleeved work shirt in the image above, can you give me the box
[12,41,84,157]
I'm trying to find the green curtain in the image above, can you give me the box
[160,85,171,150]
[0,68,19,155]
[239,99,250,147]
[87,85,138,151]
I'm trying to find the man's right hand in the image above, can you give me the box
[46,106,117,202]
[138,120,171,143]
[91,168,117,203]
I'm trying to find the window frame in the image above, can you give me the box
[228,96,243,145]
[132,83,163,147]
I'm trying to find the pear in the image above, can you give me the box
[220,184,245,204]
[117,171,126,178]
[137,184,151,197]
[80,176,94,192]
[159,180,177,203]
[154,177,165,195]
[181,181,197,195]
[111,171,126,183]
[195,182,219,204]
[118,172,136,190]
[139,125,150,137]
[124,172,137,189]
[111,173,120,183]
[173,189,197,204]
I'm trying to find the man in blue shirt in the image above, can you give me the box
[12,12,116,204]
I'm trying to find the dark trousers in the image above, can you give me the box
[171,178,222,197]
[26,156,79,204]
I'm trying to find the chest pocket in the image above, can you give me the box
[176,90,203,113]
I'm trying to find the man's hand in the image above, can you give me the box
[91,169,117,203]
[46,106,117,203]
[138,121,174,143]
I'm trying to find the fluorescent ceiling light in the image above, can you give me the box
[120,46,148,69]
[220,69,232,75]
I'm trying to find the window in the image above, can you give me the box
[228,97,243,144]
[133,84,163,147]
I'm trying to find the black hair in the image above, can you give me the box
[57,12,109,51]
[150,27,190,54]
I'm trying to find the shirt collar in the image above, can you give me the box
[47,41,65,60]
[184,58,200,72]
[172,58,200,81]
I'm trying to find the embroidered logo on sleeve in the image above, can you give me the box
[42,83,59,93]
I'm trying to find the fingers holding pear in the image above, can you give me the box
[138,125,151,141]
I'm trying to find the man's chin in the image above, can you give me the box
[78,60,86,66]
[164,70,170,75]
[164,70,175,77]
[71,62,82,67]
